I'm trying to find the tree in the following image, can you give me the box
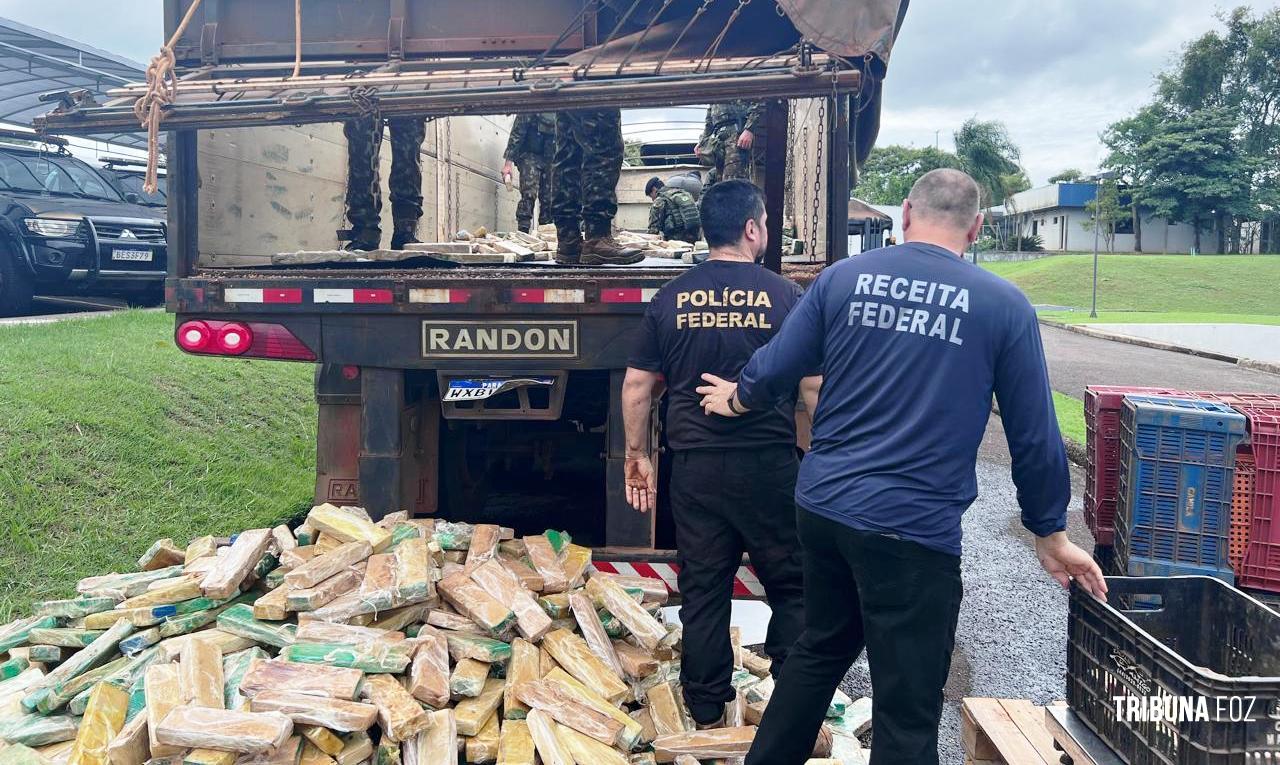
[1154,6,1280,252]
[1135,108,1255,253]
[858,145,964,205]
[1101,104,1167,251]
[953,118,1023,209]
[1081,180,1125,252]
[1048,168,1085,183]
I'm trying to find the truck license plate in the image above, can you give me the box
[444,377,556,402]
[112,248,153,262]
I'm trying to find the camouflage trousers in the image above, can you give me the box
[344,115,427,246]
[515,155,553,232]
[723,132,767,186]
[552,109,623,239]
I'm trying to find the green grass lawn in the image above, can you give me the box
[0,310,315,619]
[983,254,1280,322]
[1053,391,1086,445]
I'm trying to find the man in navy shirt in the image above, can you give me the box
[622,180,821,731]
[697,169,1106,764]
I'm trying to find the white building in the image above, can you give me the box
[1001,182,1222,254]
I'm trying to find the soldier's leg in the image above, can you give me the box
[536,154,554,227]
[515,157,540,233]
[342,114,384,249]
[552,111,585,262]
[387,117,427,249]
[576,109,642,265]
[723,130,749,181]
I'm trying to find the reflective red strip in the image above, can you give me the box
[262,288,303,304]
[450,289,472,304]
[354,289,393,304]
[512,288,546,303]
[601,288,644,303]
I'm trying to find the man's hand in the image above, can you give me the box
[502,160,515,188]
[697,373,741,417]
[625,454,657,513]
[694,143,703,158]
[737,130,755,150]
[1035,532,1108,600]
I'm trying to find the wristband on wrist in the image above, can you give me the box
[728,396,745,415]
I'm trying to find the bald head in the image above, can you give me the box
[907,169,981,230]
[901,169,983,255]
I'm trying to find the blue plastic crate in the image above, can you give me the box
[1114,396,1246,583]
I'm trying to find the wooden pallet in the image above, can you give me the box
[1043,706,1124,765]
[962,698,1066,764]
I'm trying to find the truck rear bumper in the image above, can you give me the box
[591,556,767,603]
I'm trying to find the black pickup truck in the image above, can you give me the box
[0,135,166,315]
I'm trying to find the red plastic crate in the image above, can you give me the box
[1082,386,1188,545]
[1192,391,1280,411]
[1230,447,1256,571]
[1238,409,1280,592]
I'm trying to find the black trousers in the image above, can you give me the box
[670,446,806,725]
[745,511,963,765]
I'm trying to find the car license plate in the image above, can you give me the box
[112,248,153,262]
[444,377,555,402]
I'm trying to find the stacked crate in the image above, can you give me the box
[1230,447,1257,571]
[1083,386,1187,546]
[1238,409,1280,592]
[1112,396,1246,582]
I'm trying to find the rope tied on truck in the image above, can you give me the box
[135,0,307,194]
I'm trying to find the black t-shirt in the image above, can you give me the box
[628,259,807,450]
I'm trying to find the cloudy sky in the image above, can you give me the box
[0,0,1266,185]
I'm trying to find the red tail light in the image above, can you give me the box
[175,319,315,361]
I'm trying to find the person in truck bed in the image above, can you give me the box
[697,169,1107,765]
[645,177,702,244]
[341,113,427,251]
[501,112,557,234]
[551,109,644,265]
[621,179,821,734]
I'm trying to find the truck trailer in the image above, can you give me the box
[39,0,907,597]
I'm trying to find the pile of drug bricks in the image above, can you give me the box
[274,226,705,267]
[0,504,864,765]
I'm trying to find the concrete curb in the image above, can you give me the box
[1038,318,1278,376]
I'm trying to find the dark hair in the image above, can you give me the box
[699,180,765,248]
[645,177,664,196]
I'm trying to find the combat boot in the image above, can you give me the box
[338,228,381,252]
[390,219,421,250]
[581,234,644,266]
[555,225,584,264]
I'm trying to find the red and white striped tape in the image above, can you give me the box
[409,288,473,304]
[509,288,586,304]
[600,288,660,304]
[223,287,303,304]
[219,285,654,306]
[313,288,394,304]
[591,561,765,599]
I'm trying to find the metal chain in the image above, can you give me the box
[798,117,810,251]
[350,86,380,118]
[784,99,797,223]
[810,96,826,259]
[445,118,454,234]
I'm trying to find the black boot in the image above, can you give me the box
[391,219,421,250]
[338,228,381,252]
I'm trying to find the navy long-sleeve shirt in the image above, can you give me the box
[737,242,1070,556]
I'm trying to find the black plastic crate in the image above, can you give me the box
[1067,577,1280,763]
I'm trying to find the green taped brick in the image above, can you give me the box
[67,647,159,717]
[222,646,269,711]
[77,566,185,598]
[23,620,133,713]
[0,616,58,653]
[280,642,412,674]
[28,628,106,649]
[125,672,147,722]
[27,645,64,664]
[432,521,473,551]
[156,593,253,639]
[263,569,288,590]
[33,657,127,714]
[0,743,52,765]
[543,530,571,555]
[389,524,421,548]
[215,604,296,649]
[119,628,161,656]
[252,553,279,582]
[35,597,118,620]
[0,714,80,746]
[445,633,512,665]
[404,624,421,638]
[295,529,314,546]
[0,655,30,680]
[374,743,400,765]
[597,609,624,639]
[537,593,570,619]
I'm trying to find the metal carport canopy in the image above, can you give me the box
[0,15,147,147]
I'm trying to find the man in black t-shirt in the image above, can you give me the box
[621,180,821,727]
